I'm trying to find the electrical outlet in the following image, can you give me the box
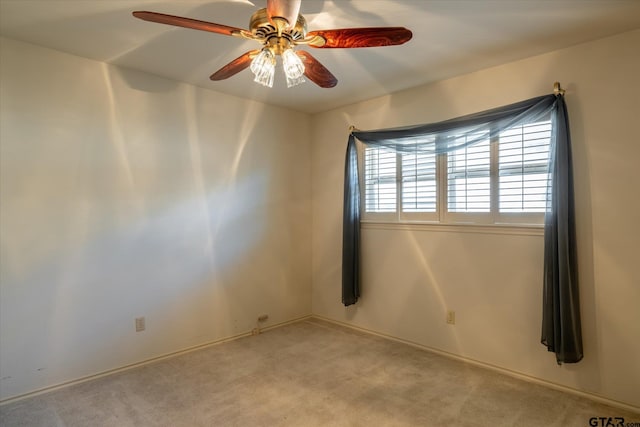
[446,310,456,325]
[135,317,146,332]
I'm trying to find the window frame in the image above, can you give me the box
[398,140,439,223]
[361,145,398,222]
[359,120,550,227]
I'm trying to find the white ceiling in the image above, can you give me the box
[1,0,640,113]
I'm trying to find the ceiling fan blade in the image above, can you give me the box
[296,50,337,88]
[266,0,301,28]
[306,27,412,48]
[210,50,259,81]
[132,11,245,37]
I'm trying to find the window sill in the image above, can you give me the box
[360,220,544,236]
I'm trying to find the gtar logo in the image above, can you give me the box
[589,417,625,427]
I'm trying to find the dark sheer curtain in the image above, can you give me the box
[342,93,583,363]
[342,136,360,306]
[541,96,583,363]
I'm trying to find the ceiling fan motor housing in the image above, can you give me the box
[266,0,302,30]
[250,8,307,51]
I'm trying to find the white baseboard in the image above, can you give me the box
[4,313,637,415]
[309,314,640,414]
[0,314,312,406]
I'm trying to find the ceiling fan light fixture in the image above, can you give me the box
[285,73,305,88]
[282,48,305,88]
[133,1,413,90]
[250,47,276,87]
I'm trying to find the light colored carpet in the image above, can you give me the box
[0,318,637,426]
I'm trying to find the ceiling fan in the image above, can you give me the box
[133,0,412,89]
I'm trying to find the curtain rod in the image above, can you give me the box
[350,82,565,133]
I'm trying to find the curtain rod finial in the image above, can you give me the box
[349,125,357,133]
[554,82,565,96]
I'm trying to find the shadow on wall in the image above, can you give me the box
[0,173,268,398]
[0,54,278,399]
[113,64,180,93]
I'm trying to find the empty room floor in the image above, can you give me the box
[1,319,637,426]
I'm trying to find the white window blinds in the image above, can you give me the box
[364,147,396,213]
[361,118,552,225]
[498,121,551,213]
[447,136,491,212]
[401,143,437,213]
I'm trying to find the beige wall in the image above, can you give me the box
[0,37,312,400]
[311,30,640,409]
[2,29,639,410]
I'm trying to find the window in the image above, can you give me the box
[447,135,491,213]
[402,148,437,213]
[364,147,396,213]
[498,121,551,214]
[361,119,551,225]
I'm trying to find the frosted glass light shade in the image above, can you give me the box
[282,48,305,88]
[250,48,276,88]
